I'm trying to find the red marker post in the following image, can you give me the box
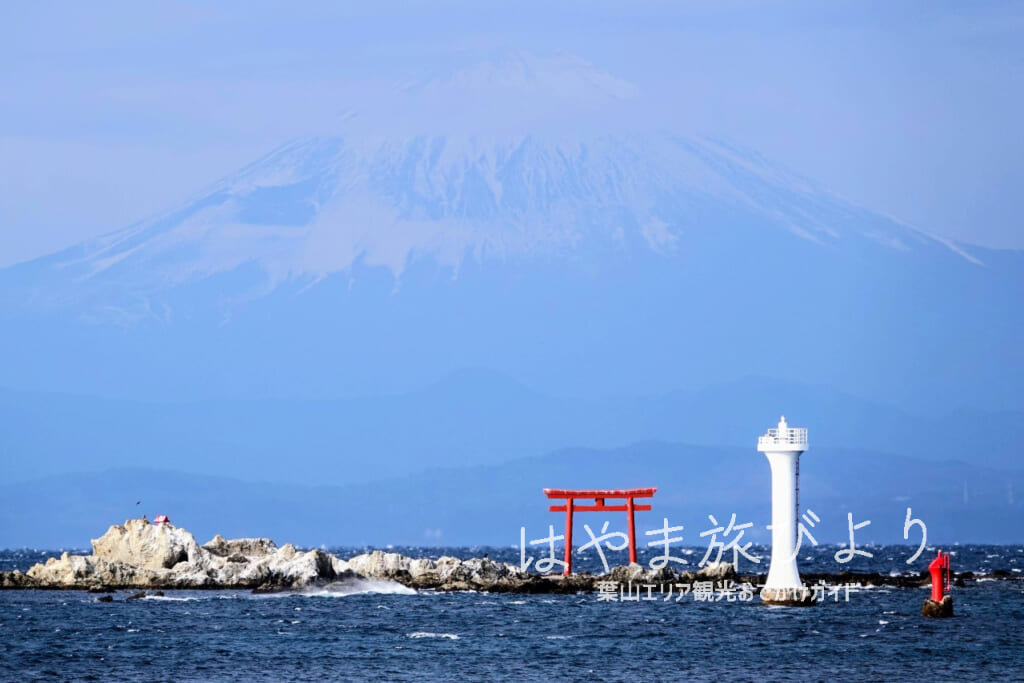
[923,549,953,618]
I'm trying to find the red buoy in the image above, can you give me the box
[928,549,951,602]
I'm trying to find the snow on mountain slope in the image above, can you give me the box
[7,131,976,311]
[0,49,1017,412]
[2,49,983,313]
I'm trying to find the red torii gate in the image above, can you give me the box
[543,487,657,575]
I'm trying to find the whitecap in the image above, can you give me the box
[142,595,197,602]
[300,578,416,598]
[407,632,459,640]
[878,620,889,625]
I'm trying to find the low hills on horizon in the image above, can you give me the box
[1,371,1021,548]
[1,371,1021,486]
[2,440,1020,549]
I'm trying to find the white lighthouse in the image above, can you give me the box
[757,415,814,605]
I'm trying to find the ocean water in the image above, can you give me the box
[2,545,1023,681]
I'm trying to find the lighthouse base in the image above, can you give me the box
[760,587,817,606]
[921,595,954,618]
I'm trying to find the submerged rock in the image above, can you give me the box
[922,595,954,618]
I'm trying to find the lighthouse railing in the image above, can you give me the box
[758,427,808,448]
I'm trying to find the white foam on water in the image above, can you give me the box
[300,578,416,597]
[142,595,197,602]
[878,620,889,625]
[407,631,459,640]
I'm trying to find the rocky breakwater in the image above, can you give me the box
[345,549,738,593]
[0,518,742,594]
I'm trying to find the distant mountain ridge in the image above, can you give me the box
[2,441,1020,548]
[1,373,1020,488]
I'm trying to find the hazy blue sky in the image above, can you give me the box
[2,1,1022,267]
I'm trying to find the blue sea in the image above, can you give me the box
[2,545,1022,681]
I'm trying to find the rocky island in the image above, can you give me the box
[0,518,737,593]
[0,518,1009,595]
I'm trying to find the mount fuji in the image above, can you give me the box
[0,50,1020,415]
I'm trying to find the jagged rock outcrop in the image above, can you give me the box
[1,569,31,588]
[203,535,277,558]
[607,561,737,586]
[343,550,530,591]
[5,519,537,592]
[92,519,205,570]
[16,519,347,590]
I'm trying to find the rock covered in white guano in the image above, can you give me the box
[17,519,350,590]
[343,550,447,581]
[607,560,736,585]
[91,519,205,571]
[202,534,277,558]
[695,561,736,581]
[344,550,528,590]
[608,563,646,583]
[344,550,413,578]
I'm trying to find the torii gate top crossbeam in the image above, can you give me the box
[543,488,657,498]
